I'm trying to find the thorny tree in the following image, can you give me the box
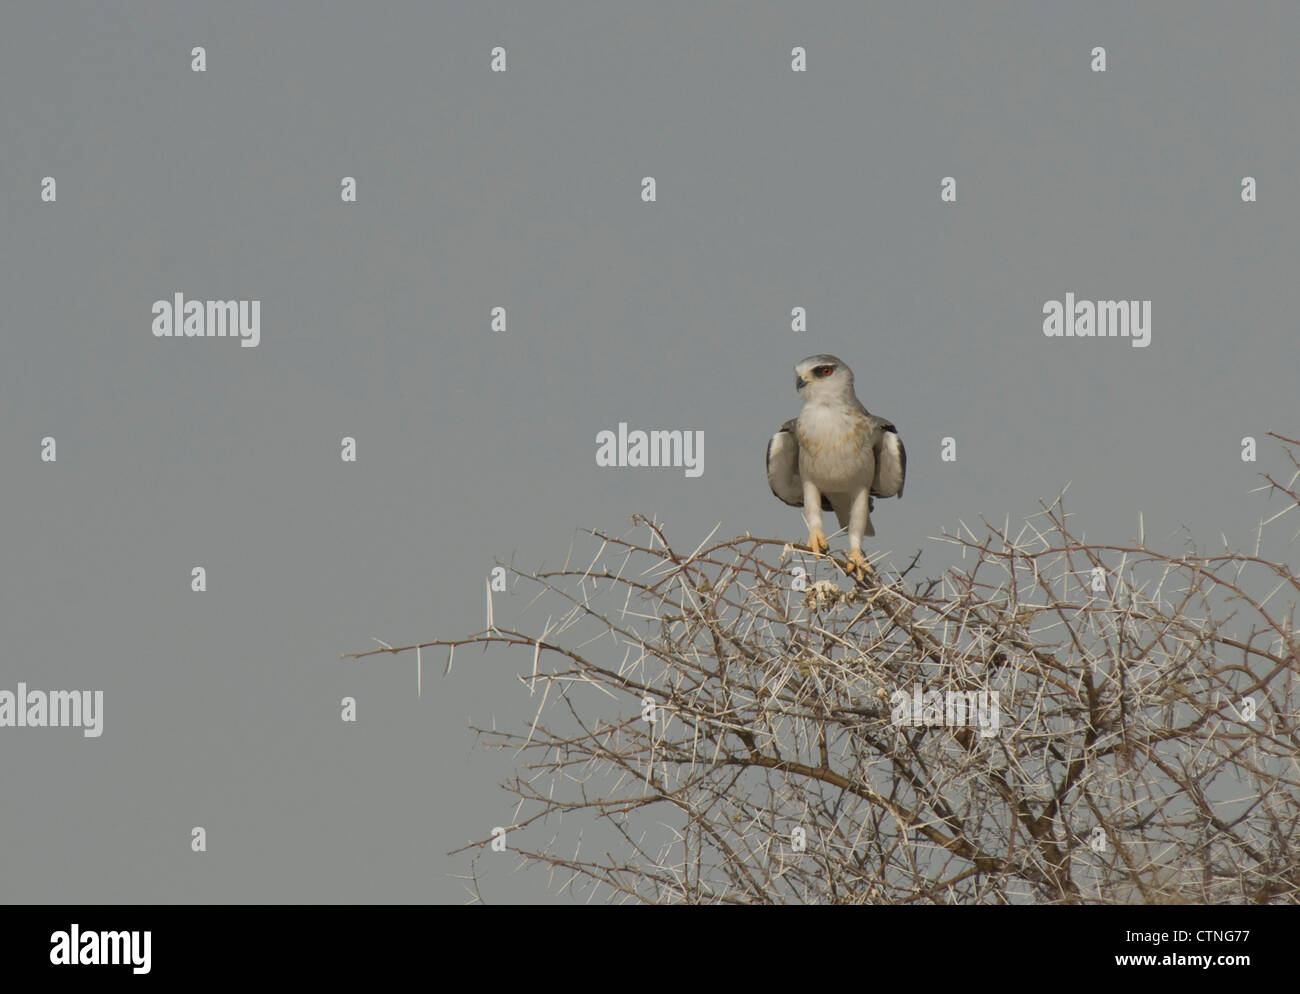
[350,433,1300,904]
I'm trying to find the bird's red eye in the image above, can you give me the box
[815,365,833,377]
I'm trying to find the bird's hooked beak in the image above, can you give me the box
[795,372,807,391]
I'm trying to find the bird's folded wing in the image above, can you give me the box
[766,419,830,509]
[869,420,906,499]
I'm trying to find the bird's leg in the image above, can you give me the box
[802,480,828,554]
[845,489,873,579]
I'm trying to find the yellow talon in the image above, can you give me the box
[846,549,873,580]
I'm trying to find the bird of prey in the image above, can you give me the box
[765,354,906,577]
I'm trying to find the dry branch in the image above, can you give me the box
[348,438,1300,904]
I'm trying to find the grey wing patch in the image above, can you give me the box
[766,420,804,507]
[767,418,831,509]
[870,421,906,499]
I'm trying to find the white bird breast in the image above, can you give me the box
[797,406,874,492]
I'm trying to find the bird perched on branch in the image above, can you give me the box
[765,354,906,577]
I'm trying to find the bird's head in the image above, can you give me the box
[794,354,855,401]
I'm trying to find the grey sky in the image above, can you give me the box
[1,1,1296,902]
